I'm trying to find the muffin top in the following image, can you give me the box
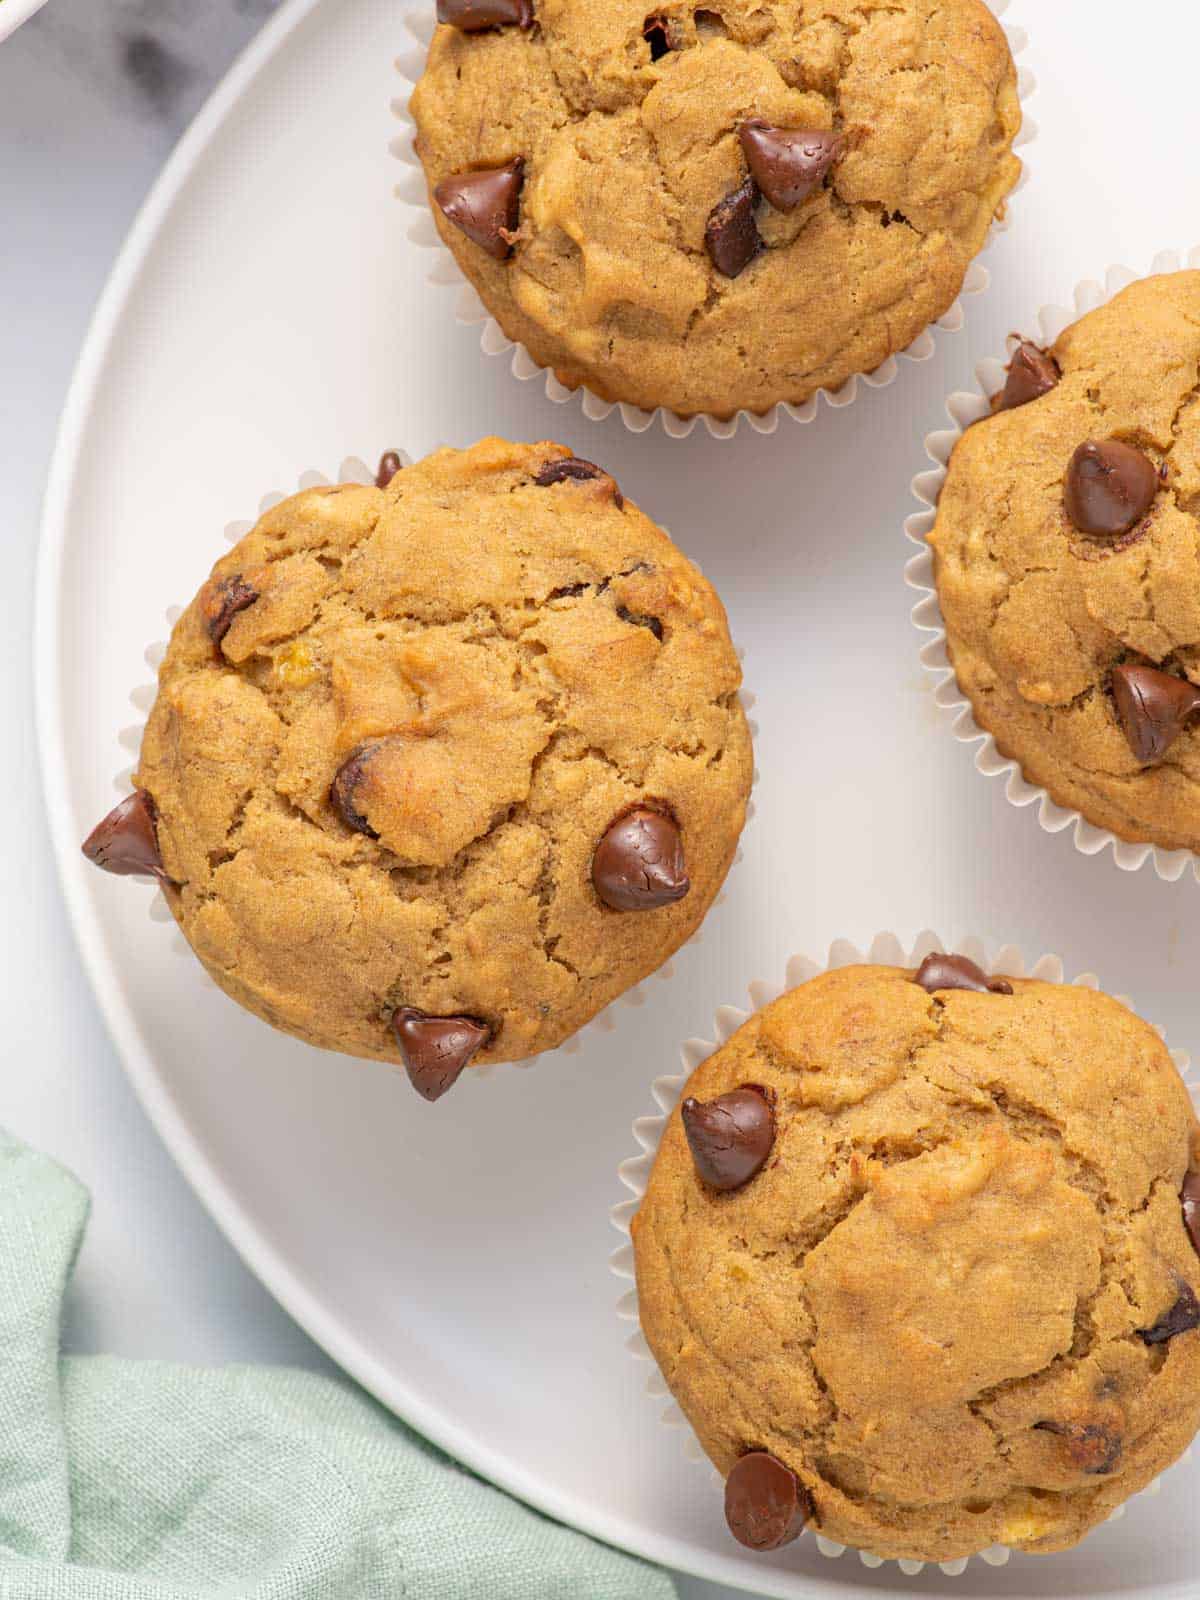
[633,959,1200,1562]
[124,439,752,1096]
[410,0,1021,419]
[931,273,1200,853]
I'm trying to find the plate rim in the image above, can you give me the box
[29,2,800,1593]
[0,0,50,45]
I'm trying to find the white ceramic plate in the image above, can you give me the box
[34,0,1200,1595]
[0,0,49,44]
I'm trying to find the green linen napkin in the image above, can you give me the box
[0,1130,675,1599]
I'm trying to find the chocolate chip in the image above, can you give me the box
[1110,664,1200,764]
[914,953,1013,996]
[1065,1427,1122,1476]
[1034,1421,1122,1476]
[998,342,1060,412]
[592,807,689,911]
[705,177,762,278]
[534,456,623,508]
[201,574,259,646]
[1137,1280,1200,1346]
[392,1008,490,1101]
[738,122,841,211]
[1183,1171,1200,1259]
[330,744,381,838]
[643,13,672,59]
[1064,440,1159,538]
[724,1452,811,1551]
[616,606,663,641]
[81,790,168,882]
[376,450,404,489]
[434,158,524,260]
[682,1087,774,1191]
[437,0,533,30]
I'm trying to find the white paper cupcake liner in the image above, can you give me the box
[390,3,1037,440]
[905,246,1200,885]
[116,457,758,1082]
[609,930,1197,1575]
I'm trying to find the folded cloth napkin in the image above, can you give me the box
[0,1131,675,1599]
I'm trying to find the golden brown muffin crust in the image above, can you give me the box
[410,0,1022,418]
[136,439,752,1069]
[633,966,1200,1561]
[931,273,1200,853]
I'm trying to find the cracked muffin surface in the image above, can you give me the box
[632,965,1200,1561]
[409,0,1022,419]
[134,438,752,1078]
[931,272,1200,853]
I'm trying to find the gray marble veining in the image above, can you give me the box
[20,0,282,131]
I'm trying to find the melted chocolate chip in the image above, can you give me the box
[682,1087,774,1191]
[1034,1420,1122,1476]
[330,745,381,838]
[998,342,1060,412]
[705,177,762,278]
[534,456,623,508]
[1137,1281,1200,1346]
[392,1008,490,1101]
[1064,440,1159,538]
[437,0,533,29]
[1110,664,1200,764]
[724,1452,811,1551]
[201,574,260,646]
[616,605,663,640]
[914,953,1013,996]
[592,807,689,911]
[1183,1171,1200,1259]
[376,450,404,489]
[434,158,524,260]
[81,790,168,882]
[643,13,673,59]
[738,122,841,211]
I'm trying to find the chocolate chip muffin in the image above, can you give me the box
[83,440,752,1100]
[409,0,1022,420]
[931,272,1200,854]
[633,955,1200,1562]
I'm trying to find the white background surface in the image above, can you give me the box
[6,2,1200,1597]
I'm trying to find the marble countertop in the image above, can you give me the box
[1,3,721,1593]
